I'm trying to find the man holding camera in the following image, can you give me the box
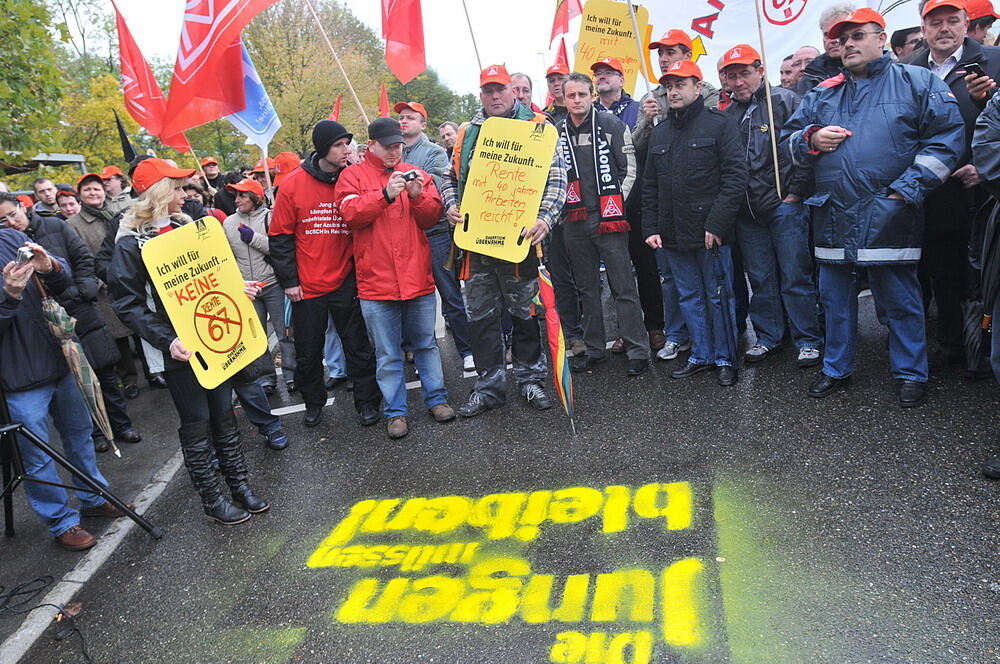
[0,228,126,551]
[336,118,453,440]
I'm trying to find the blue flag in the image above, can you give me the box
[225,41,281,148]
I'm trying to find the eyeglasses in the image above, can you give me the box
[0,205,22,224]
[838,30,883,46]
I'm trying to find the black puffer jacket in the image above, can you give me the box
[796,53,842,96]
[0,228,72,392]
[725,83,811,217]
[641,97,748,250]
[23,213,119,369]
[107,220,184,372]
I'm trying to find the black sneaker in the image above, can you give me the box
[265,429,288,450]
[521,383,552,410]
[458,391,493,418]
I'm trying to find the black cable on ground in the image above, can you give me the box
[0,576,94,663]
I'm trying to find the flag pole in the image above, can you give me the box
[303,0,371,124]
[752,1,783,195]
[626,2,653,99]
[261,144,273,201]
[460,0,483,71]
[187,146,213,191]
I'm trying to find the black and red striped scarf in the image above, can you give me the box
[558,110,629,234]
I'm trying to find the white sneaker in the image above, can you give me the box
[463,355,475,372]
[744,344,771,363]
[656,341,684,361]
[797,347,821,367]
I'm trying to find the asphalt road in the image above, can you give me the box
[9,294,1000,664]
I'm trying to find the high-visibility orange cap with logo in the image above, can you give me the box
[827,7,886,38]
[591,57,625,74]
[200,156,219,167]
[659,59,703,83]
[250,157,277,174]
[649,29,693,51]
[100,165,123,180]
[922,0,967,16]
[226,178,265,199]
[969,0,1000,20]
[132,158,196,194]
[721,44,761,69]
[480,64,512,87]
[545,63,570,77]
[273,152,301,187]
[394,101,428,118]
[77,173,103,188]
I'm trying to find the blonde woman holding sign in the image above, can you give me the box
[109,159,268,526]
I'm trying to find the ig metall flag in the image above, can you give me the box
[225,42,281,148]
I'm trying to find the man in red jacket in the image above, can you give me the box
[337,118,454,439]
[269,120,381,428]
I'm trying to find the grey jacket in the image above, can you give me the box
[402,133,451,235]
[223,206,276,285]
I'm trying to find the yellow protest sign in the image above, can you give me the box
[454,117,558,263]
[573,0,651,96]
[140,218,267,389]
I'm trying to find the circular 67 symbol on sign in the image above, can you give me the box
[194,291,243,354]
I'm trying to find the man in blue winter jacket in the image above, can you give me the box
[782,7,965,407]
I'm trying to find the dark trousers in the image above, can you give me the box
[627,221,664,332]
[94,364,131,436]
[920,227,970,352]
[164,366,234,426]
[546,224,584,341]
[290,273,380,412]
[115,336,138,386]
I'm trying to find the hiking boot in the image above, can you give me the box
[387,416,409,439]
[648,329,666,351]
[429,404,456,422]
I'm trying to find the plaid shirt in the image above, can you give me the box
[440,105,567,229]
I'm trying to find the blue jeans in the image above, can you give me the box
[324,314,346,379]
[360,293,448,417]
[819,263,928,381]
[427,231,472,358]
[737,203,822,350]
[7,373,109,536]
[232,379,281,436]
[655,248,689,344]
[664,245,737,366]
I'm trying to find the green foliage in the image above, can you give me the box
[0,0,65,152]
[388,70,477,129]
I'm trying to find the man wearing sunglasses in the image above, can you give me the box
[903,0,1000,370]
[782,7,965,407]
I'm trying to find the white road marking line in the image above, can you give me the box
[0,449,185,664]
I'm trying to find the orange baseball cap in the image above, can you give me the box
[200,156,219,167]
[394,101,428,118]
[545,63,570,77]
[591,57,625,74]
[272,152,301,187]
[226,178,265,199]
[827,7,886,38]
[100,165,123,180]
[250,157,277,174]
[969,0,1000,20]
[720,44,762,69]
[77,173,104,188]
[659,59,703,82]
[132,158,196,194]
[649,29,693,51]
[17,195,34,208]
[480,63,512,87]
[922,0,967,16]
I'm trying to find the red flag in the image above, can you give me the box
[328,94,343,121]
[161,0,281,137]
[112,1,190,151]
[550,0,582,44]
[378,84,390,118]
[555,37,570,71]
[382,0,426,84]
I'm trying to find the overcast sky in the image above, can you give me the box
[114,0,562,104]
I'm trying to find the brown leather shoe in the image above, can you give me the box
[429,404,456,422]
[648,329,666,351]
[55,525,97,551]
[610,337,626,353]
[81,501,134,519]
[387,416,408,439]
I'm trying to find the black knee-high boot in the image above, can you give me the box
[178,421,251,525]
[212,411,269,514]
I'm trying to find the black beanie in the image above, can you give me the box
[312,120,353,157]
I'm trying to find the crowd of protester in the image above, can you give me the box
[4,0,1000,550]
